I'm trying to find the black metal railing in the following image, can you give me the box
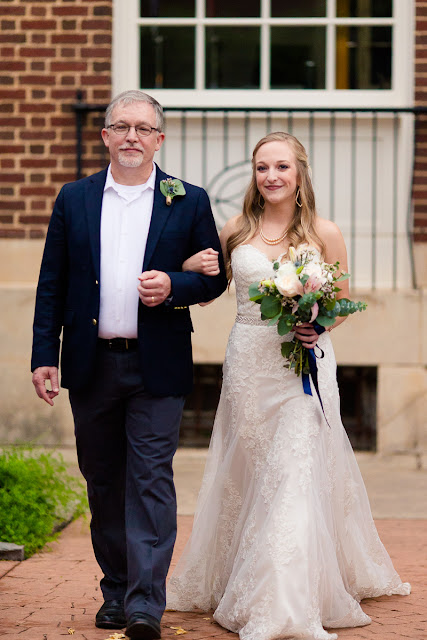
[72,94,427,291]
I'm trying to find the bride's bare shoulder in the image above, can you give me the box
[220,214,243,243]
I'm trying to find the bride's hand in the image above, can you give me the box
[182,248,219,275]
[293,322,319,349]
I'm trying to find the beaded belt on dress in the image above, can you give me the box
[235,314,268,326]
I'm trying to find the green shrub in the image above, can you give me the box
[0,447,88,558]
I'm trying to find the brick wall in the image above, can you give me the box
[414,0,427,242]
[0,0,112,239]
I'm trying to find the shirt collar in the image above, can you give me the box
[104,163,156,195]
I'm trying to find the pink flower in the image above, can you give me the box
[310,302,319,322]
[304,273,323,293]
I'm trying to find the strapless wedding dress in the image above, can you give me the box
[167,245,410,640]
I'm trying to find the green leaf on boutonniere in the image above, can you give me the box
[160,177,186,205]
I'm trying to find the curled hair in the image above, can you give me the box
[105,89,164,132]
[225,131,325,281]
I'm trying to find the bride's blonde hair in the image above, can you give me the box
[225,131,325,281]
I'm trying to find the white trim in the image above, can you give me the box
[112,0,414,107]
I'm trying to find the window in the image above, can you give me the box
[113,0,413,106]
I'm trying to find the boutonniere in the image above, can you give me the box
[160,177,186,206]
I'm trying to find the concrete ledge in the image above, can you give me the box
[0,542,24,561]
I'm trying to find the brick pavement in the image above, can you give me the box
[0,516,425,640]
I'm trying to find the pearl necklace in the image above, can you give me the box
[259,225,288,246]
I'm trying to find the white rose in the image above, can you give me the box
[302,261,327,284]
[275,264,304,297]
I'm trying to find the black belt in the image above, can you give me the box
[98,338,138,352]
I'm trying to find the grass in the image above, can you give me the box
[0,446,88,558]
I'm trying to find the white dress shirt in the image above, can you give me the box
[98,164,156,339]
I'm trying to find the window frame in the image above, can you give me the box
[112,0,414,108]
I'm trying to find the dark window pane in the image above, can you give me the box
[140,26,195,88]
[336,26,392,89]
[206,27,260,89]
[140,0,195,17]
[206,0,260,18]
[271,0,326,17]
[336,0,392,18]
[270,27,325,89]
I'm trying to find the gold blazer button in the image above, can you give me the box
[92,318,97,326]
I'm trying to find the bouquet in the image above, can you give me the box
[249,244,367,379]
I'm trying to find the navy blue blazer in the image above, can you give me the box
[31,165,227,396]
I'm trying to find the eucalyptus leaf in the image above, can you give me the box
[316,315,336,327]
[260,296,281,318]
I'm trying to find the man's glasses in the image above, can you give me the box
[107,123,159,138]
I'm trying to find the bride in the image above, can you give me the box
[169,132,410,640]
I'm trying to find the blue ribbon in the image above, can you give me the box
[301,322,330,427]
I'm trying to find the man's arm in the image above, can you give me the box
[164,188,227,306]
[31,187,68,403]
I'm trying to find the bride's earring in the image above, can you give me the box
[257,193,265,210]
[295,187,302,208]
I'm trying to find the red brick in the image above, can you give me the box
[0,201,25,211]
[50,89,78,99]
[19,104,55,114]
[0,173,25,183]
[21,20,57,30]
[31,201,48,211]
[1,159,14,169]
[0,46,14,56]
[30,145,44,154]
[93,5,113,16]
[0,89,26,99]
[60,48,76,57]
[50,145,75,154]
[0,61,26,71]
[0,145,25,154]
[81,75,110,86]
[51,62,87,72]
[51,34,88,44]
[1,19,16,29]
[0,7,26,16]
[0,34,26,44]
[30,228,46,239]
[20,159,57,169]
[20,186,56,196]
[93,34,111,44]
[31,117,46,127]
[0,229,25,238]
[62,19,77,30]
[20,131,56,141]
[19,47,56,57]
[31,7,47,17]
[0,187,14,195]
[19,215,51,225]
[19,75,55,86]
[0,117,25,126]
[31,34,47,44]
[0,76,14,85]
[0,215,13,223]
[52,7,89,16]
[81,47,110,58]
[31,90,46,99]
[0,103,13,113]
[81,19,110,29]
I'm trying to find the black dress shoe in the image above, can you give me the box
[95,599,126,629]
[125,612,161,639]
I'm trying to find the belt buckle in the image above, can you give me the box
[125,338,129,350]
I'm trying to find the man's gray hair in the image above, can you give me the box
[105,90,164,132]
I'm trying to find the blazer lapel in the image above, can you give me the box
[84,169,107,282]
[143,166,175,270]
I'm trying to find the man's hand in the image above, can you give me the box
[32,366,60,406]
[137,270,172,307]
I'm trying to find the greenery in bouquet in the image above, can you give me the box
[249,244,367,377]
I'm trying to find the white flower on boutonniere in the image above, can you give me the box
[160,177,186,206]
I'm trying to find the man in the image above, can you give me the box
[31,90,227,640]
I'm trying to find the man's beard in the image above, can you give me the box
[118,149,144,168]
